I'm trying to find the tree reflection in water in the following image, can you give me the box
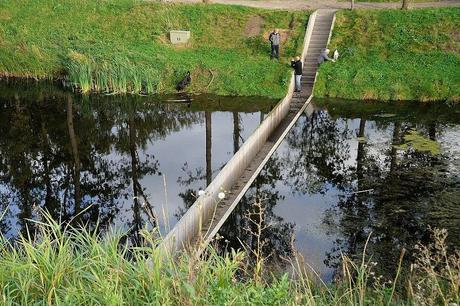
[0,86,202,243]
[1,84,458,281]
[218,99,460,281]
[0,83,274,246]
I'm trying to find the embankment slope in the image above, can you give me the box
[0,0,308,98]
[314,8,460,102]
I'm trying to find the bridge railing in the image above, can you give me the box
[159,11,318,256]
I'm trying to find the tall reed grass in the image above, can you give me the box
[1,209,458,305]
[65,52,162,94]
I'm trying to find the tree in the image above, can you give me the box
[402,0,410,10]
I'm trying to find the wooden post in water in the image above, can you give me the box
[351,0,354,10]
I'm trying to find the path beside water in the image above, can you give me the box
[166,0,460,10]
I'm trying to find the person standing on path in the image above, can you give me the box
[269,29,281,60]
[291,56,302,92]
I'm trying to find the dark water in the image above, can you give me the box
[218,99,460,282]
[1,83,459,283]
[0,82,276,241]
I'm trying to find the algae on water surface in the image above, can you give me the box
[394,129,441,155]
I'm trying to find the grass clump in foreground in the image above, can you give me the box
[0,212,459,305]
[0,0,308,98]
[314,8,460,102]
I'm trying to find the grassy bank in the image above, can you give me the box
[314,8,460,102]
[0,213,458,305]
[0,0,308,98]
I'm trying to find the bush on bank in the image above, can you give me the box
[314,8,460,102]
[0,0,308,98]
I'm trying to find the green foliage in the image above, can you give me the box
[0,0,308,98]
[314,8,460,102]
[1,213,458,305]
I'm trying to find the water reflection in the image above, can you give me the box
[2,83,459,282]
[218,99,460,282]
[0,82,276,242]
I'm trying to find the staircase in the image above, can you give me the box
[290,9,336,113]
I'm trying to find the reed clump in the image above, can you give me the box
[1,209,458,305]
[65,52,162,94]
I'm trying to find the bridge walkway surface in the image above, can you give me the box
[159,9,337,256]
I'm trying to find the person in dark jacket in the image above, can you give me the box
[269,29,281,60]
[291,56,302,92]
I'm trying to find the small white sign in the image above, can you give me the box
[170,30,191,44]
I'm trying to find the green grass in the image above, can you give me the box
[0,0,309,98]
[314,8,460,102]
[1,211,459,305]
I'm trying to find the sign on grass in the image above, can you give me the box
[170,30,191,44]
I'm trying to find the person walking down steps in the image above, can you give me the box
[269,29,281,60]
[291,56,302,92]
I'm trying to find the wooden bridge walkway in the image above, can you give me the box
[159,9,337,255]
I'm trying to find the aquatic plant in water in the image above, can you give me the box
[394,129,441,155]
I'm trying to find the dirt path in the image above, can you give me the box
[167,0,460,10]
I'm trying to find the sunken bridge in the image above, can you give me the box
[160,9,337,256]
